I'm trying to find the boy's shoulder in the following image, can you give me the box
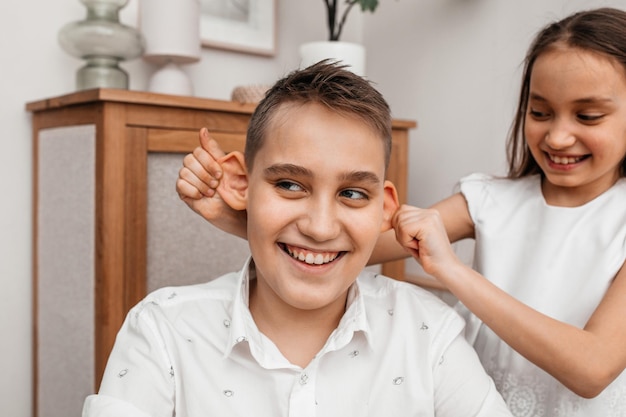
[356,271,459,321]
[358,269,447,297]
[132,271,241,318]
[356,271,466,352]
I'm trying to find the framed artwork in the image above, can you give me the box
[200,0,277,56]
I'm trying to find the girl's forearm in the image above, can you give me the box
[368,229,410,265]
[436,260,624,398]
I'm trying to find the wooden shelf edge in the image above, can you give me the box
[391,119,417,129]
[26,88,258,115]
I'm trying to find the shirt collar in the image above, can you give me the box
[223,257,374,360]
[223,257,257,358]
[326,276,373,351]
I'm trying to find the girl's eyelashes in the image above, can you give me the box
[528,108,550,119]
[528,107,605,123]
[577,113,604,122]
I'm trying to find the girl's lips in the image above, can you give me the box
[280,243,343,265]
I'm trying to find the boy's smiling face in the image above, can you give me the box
[245,101,397,314]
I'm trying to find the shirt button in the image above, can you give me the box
[299,372,309,385]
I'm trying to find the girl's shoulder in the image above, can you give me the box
[612,177,626,192]
[599,177,626,207]
[458,172,537,188]
[457,173,540,205]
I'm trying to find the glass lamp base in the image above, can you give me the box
[58,0,143,91]
[77,57,128,90]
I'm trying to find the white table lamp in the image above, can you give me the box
[140,0,201,96]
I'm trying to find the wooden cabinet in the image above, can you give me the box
[27,89,415,417]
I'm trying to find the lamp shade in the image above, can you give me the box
[140,0,201,65]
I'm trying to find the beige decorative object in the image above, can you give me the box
[231,84,271,103]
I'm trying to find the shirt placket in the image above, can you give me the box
[288,362,318,417]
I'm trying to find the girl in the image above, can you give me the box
[176,8,626,416]
[392,7,626,416]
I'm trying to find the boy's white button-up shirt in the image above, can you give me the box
[83,258,511,417]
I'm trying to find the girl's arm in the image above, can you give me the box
[393,203,626,398]
[368,192,474,265]
[176,128,248,239]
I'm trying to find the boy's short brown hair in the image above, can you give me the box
[245,60,392,172]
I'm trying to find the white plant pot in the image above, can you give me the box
[299,41,366,76]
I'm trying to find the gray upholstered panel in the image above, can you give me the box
[37,125,96,417]
[147,153,250,292]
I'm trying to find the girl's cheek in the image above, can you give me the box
[524,121,545,142]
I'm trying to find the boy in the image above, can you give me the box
[83,61,511,416]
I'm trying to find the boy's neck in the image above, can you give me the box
[248,278,349,368]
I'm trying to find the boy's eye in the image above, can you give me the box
[276,180,303,192]
[340,189,368,200]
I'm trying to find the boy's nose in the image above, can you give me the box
[297,199,341,242]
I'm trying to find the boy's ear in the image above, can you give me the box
[381,180,400,232]
[216,151,248,211]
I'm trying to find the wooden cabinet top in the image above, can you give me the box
[26,88,257,114]
[26,88,417,130]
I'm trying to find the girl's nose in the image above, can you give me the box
[545,119,576,149]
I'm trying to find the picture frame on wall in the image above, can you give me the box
[200,0,276,56]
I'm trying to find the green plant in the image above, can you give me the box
[326,0,379,41]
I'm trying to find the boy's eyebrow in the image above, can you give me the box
[339,170,381,185]
[265,164,312,178]
[264,164,381,184]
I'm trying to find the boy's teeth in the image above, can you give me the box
[286,246,338,265]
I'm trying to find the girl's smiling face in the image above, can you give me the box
[525,46,626,206]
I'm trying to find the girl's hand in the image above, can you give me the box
[392,205,462,278]
[176,128,248,238]
[177,128,226,200]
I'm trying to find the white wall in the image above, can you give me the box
[364,0,624,275]
[1,0,622,415]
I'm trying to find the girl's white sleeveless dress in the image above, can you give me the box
[458,173,626,417]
